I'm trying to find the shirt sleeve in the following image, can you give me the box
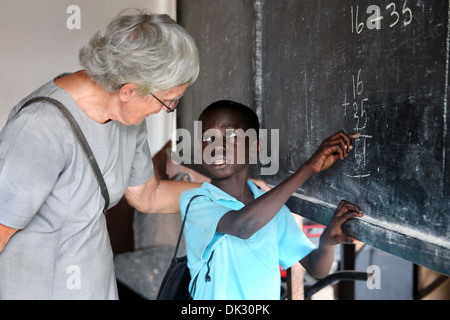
[0,108,66,229]
[180,191,231,262]
[277,206,316,269]
[127,121,154,187]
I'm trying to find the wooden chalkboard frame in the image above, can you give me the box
[286,192,449,276]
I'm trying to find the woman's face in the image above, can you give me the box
[119,83,189,125]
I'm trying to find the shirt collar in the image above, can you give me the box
[201,180,265,202]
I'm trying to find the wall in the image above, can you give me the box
[0,0,176,155]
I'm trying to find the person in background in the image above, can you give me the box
[180,100,363,299]
[0,9,200,299]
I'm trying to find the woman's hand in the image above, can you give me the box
[305,131,360,173]
[249,178,272,192]
[0,224,18,254]
[320,200,363,246]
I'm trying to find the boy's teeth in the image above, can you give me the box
[214,159,226,165]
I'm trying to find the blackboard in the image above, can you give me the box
[178,0,450,276]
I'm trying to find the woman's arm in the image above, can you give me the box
[125,176,201,214]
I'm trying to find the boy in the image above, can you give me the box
[180,100,362,299]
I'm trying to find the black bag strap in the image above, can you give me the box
[176,194,215,298]
[173,194,203,260]
[189,250,214,297]
[17,96,110,214]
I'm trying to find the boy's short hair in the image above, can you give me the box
[199,100,260,136]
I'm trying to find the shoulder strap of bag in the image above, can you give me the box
[18,96,110,214]
[173,194,203,260]
[178,194,215,298]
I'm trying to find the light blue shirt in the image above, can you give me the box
[180,180,315,300]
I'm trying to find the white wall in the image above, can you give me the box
[0,0,176,155]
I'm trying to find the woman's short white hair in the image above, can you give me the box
[79,8,199,95]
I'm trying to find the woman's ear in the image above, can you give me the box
[118,83,140,102]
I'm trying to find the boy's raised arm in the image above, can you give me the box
[217,131,360,240]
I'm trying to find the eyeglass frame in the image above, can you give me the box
[117,83,180,113]
[151,93,180,113]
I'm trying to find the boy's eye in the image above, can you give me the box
[226,131,237,140]
[202,135,213,143]
[202,131,237,143]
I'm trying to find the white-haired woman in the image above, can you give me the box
[0,10,199,299]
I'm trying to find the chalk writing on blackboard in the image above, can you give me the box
[342,69,372,178]
[351,1,413,34]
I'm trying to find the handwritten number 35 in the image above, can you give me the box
[387,1,413,28]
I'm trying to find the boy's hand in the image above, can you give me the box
[305,131,360,173]
[319,200,363,246]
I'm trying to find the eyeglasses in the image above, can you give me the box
[151,93,180,113]
[117,84,181,113]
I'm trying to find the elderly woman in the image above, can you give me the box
[0,10,199,299]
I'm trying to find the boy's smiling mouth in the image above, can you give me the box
[212,156,230,168]
[213,159,226,165]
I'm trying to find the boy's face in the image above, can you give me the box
[199,108,256,180]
